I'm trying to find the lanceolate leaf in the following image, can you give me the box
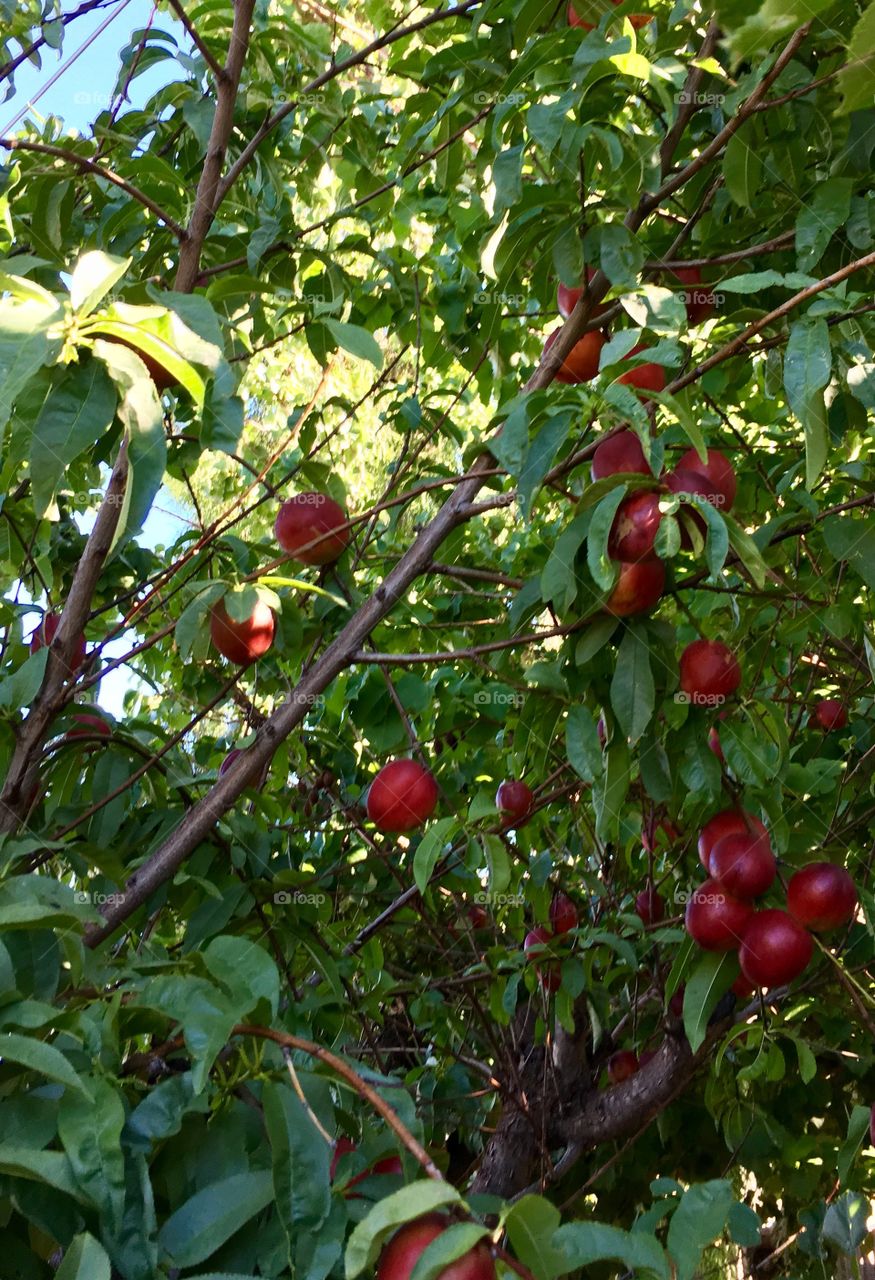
[683,952,735,1053]
[158,1171,274,1267]
[30,361,117,517]
[784,319,832,488]
[587,486,627,590]
[610,624,654,744]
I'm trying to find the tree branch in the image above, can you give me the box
[215,0,483,203]
[233,1024,443,1179]
[0,443,129,834]
[173,0,257,290]
[163,0,224,79]
[83,453,497,946]
[0,138,186,237]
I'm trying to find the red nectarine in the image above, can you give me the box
[209,598,275,664]
[738,909,813,989]
[275,492,351,566]
[787,862,857,932]
[367,759,438,833]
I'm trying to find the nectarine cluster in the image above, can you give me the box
[208,489,350,664]
[687,805,858,990]
[589,438,738,616]
[524,890,579,992]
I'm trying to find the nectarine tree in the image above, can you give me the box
[0,0,873,1276]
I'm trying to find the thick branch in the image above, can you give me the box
[83,454,496,945]
[0,443,129,833]
[173,0,257,291]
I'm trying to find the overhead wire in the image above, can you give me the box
[0,0,135,137]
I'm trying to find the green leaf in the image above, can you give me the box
[784,319,831,489]
[503,1195,566,1280]
[565,706,603,782]
[574,615,618,665]
[138,975,237,1093]
[262,1078,332,1249]
[345,1183,462,1279]
[0,646,48,710]
[823,514,875,590]
[175,582,226,660]
[600,223,645,286]
[58,1076,126,1230]
[722,125,761,208]
[325,319,383,369]
[666,1180,734,1280]
[795,180,853,271]
[727,1202,761,1248]
[481,833,511,896]
[837,2,875,114]
[413,817,456,896]
[724,513,767,589]
[519,411,574,520]
[0,288,64,430]
[0,1030,92,1095]
[203,935,280,1019]
[94,338,166,552]
[553,1221,670,1279]
[610,624,654,745]
[541,514,588,612]
[0,875,95,929]
[55,1233,112,1280]
[492,144,525,215]
[823,1191,870,1254]
[683,951,734,1053]
[0,1146,90,1203]
[837,1104,872,1184]
[30,360,117,517]
[594,737,630,842]
[587,486,627,590]
[158,1171,274,1267]
[70,250,131,317]
[727,0,836,60]
[792,1036,817,1085]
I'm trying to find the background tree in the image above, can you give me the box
[0,0,874,1276]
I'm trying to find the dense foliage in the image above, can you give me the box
[1,0,874,1276]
